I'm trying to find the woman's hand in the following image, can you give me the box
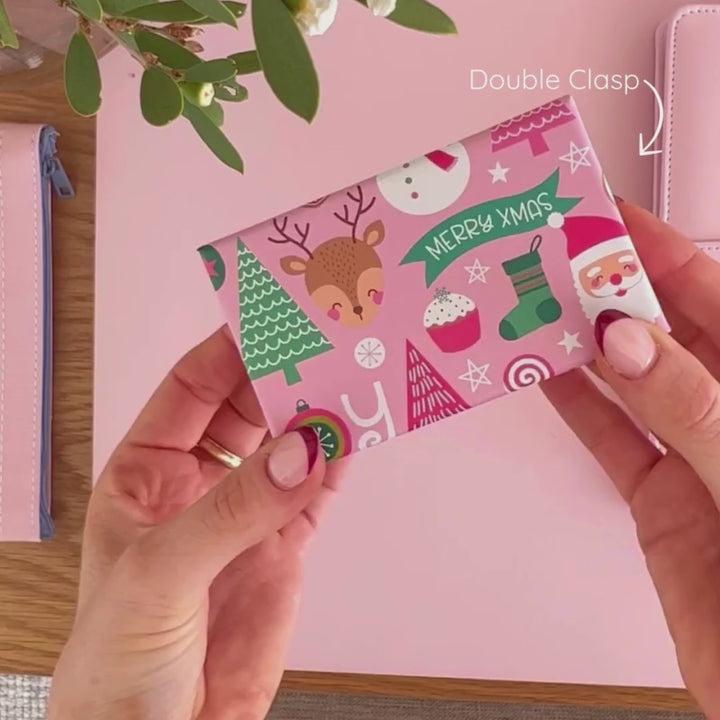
[544,202,720,719]
[49,327,340,720]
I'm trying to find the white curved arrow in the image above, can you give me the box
[639,79,664,157]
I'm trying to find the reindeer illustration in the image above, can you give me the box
[273,186,386,329]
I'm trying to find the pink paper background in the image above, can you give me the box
[95,0,692,686]
[208,99,663,455]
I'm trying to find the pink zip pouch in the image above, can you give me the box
[199,96,665,461]
[0,123,73,540]
[655,4,720,260]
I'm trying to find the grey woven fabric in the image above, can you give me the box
[268,693,703,720]
[0,675,49,720]
[0,675,705,719]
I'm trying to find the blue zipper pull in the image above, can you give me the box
[44,155,75,199]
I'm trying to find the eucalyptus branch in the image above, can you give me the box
[1,0,457,173]
[55,2,137,62]
[101,23,150,68]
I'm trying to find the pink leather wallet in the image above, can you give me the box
[655,5,720,261]
[0,123,73,541]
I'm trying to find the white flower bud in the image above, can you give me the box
[366,0,396,17]
[293,0,338,36]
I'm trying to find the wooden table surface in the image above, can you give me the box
[0,65,700,715]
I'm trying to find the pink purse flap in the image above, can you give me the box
[655,5,720,261]
[0,123,72,541]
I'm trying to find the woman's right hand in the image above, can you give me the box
[544,201,720,719]
[49,328,340,720]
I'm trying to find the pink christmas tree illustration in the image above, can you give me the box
[406,340,470,431]
[491,99,575,156]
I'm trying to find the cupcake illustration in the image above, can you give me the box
[423,288,481,353]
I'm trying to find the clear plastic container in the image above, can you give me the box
[0,0,114,86]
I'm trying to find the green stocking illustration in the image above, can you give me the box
[499,235,562,341]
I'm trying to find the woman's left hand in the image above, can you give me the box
[49,327,341,720]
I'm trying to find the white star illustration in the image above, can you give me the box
[559,142,591,174]
[558,331,583,355]
[488,161,510,184]
[459,360,492,393]
[464,258,491,285]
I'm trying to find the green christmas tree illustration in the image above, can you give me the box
[237,238,333,385]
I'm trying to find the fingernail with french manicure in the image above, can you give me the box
[267,427,319,490]
[594,309,629,352]
[596,316,658,380]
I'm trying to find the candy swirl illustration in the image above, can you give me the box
[503,354,555,392]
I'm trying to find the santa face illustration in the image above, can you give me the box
[548,212,662,324]
[576,249,644,299]
[571,241,648,322]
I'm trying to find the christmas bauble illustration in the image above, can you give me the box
[286,400,352,461]
[199,244,226,291]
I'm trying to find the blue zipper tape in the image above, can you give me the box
[38,127,74,540]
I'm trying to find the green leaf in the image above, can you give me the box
[228,50,261,75]
[134,29,199,68]
[182,0,237,26]
[124,1,205,22]
[117,30,140,53]
[0,0,19,49]
[140,66,183,126]
[183,102,243,172]
[125,0,245,24]
[252,0,318,122]
[213,78,248,102]
[71,0,103,21]
[64,32,102,117]
[184,58,236,82]
[204,100,224,126]
[195,1,245,23]
[353,0,456,34]
[100,0,155,13]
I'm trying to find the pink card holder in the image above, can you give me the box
[0,123,73,541]
[200,96,666,462]
[655,5,720,261]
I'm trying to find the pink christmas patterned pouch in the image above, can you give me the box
[199,96,665,461]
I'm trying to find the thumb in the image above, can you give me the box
[124,427,323,595]
[596,313,720,505]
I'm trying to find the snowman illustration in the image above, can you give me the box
[376,142,471,216]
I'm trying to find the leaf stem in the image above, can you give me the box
[61,4,152,70]
[105,25,149,68]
